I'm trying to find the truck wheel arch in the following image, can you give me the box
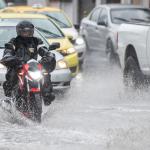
[106,38,115,53]
[125,45,140,69]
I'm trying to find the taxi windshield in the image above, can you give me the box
[0,18,64,39]
[0,26,49,48]
[43,11,72,28]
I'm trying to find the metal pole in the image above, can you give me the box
[73,0,79,25]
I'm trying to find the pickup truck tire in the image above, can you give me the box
[123,56,144,88]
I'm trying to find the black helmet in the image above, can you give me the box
[16,21,34,38]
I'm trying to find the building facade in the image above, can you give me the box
[48,0,150,24]
[4,0,150,24]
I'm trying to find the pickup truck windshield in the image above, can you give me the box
[111,8,150,24]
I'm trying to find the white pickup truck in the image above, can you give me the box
[118,22,150,87]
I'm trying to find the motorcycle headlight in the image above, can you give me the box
[28,71,43,80]
[56,60,68,70]
[75,37,84,45]
[0,63,5,69]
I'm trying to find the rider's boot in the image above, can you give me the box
[3,81,12,97]
[43,92,55,106]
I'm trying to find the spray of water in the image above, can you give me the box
[0,51,150,149]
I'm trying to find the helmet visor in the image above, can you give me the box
[19,27,34,37]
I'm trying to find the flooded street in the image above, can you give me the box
[1,51,150,150]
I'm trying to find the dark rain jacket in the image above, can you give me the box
[3,36,56,72]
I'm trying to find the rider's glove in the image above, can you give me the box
[40,53,56,72]
[1,56,22,68]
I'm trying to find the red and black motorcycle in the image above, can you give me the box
[1,57,47,122]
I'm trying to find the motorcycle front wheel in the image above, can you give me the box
[29,93,42,123]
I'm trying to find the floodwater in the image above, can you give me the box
[0,51,150,150]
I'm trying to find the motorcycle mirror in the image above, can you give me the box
[49,42,60,50]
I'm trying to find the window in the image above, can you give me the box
[43,11,72,28]
[111,8,150,24]
[90,8,101,22]
[98,8,108,25]
[1,18,64,39]
[0,26,49,48]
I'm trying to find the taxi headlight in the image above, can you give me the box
[75,37,84,45]
[56,60,68,69]
[60,48,76,55]
[67,48,76,54]
[0,63,5,69]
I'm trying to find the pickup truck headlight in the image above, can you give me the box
[75,37,84,45]
[56,60,68,70]
[0,63,5,69]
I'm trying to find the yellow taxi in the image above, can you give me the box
[1,6,86,67]
[0,6,73,35]
[0,13,79,77]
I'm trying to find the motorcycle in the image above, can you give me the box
[1,57,47,123]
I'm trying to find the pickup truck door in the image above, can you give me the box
[97,8,109,51]
[85,8,102,50]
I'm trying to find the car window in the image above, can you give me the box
[111,8,150,24]
[90,8,101,23]
[0,26,49,48]
[23,11,72,28]
[0,18,64,39]
[98,8,108,25]
[43,11,72,28]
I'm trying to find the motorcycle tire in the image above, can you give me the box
[29,93,42,123]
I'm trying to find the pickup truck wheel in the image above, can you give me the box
[123,56,144,88]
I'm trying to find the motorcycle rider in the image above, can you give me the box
[2,20,56,106]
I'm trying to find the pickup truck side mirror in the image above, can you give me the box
[49,42,60,50]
